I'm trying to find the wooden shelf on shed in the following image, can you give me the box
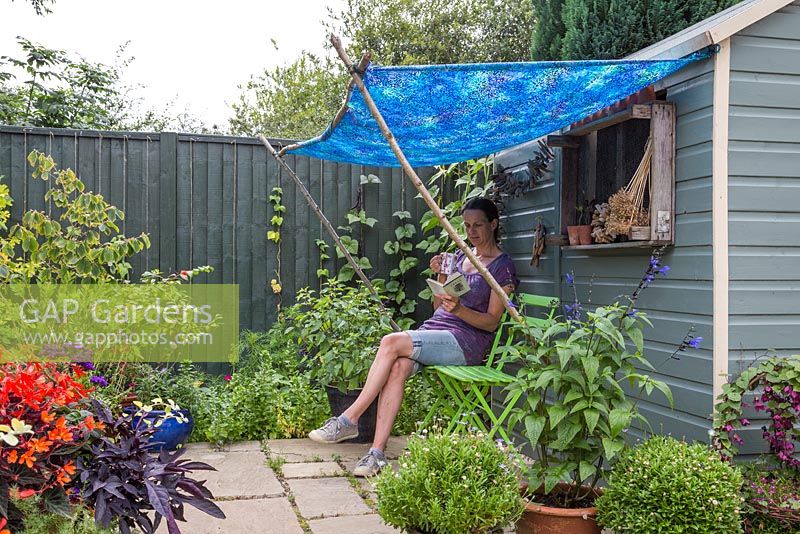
[562,240,672,251]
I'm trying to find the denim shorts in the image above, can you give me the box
[405,330,467,374]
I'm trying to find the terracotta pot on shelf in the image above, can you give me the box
[576,225,592,245]
[516,483,602,534]
[567,225,593,246]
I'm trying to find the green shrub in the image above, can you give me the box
[286,280,394,393]
[202,366,329,443]
[375,430,524,533]
[11,495,116,533]
[596,435,744,533]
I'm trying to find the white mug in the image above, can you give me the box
[440,252,456,275]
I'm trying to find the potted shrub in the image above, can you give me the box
[124,397,194,451]
[78,400,224,534]
[595,436,744,533]
[286,280,394,443]
[567,199,593,246]
[0,362,98,528]
[505,254,674,533]
[374,429,525,533]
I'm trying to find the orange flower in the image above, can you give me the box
[6,449,17,463]
[18,449,36,468]
[56,461,76,486]
[17,488,36,499]
[83,415,104,432]
[41,410,55,423]
[28,437,53,454]
[47,416,73,442]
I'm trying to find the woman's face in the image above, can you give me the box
[463,209,497,248]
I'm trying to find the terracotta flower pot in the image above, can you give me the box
[516,484,602,534]
[567,225,592,246]
[566,226,580,246]
[576,225,592,245]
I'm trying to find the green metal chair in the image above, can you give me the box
[419,293,558,443]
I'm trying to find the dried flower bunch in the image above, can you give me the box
[595,138,653,240]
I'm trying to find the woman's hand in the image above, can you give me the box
[440,294,462,315]
[429,253,444,275]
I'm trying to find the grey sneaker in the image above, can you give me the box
[308,417,358,444]
[352,451,387,478]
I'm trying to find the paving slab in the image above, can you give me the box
[190,450,283,499]
[183,440,262,453]
[308,514,400,534]
[265,436,407,462]
[281,461,344,478]
[156,497,302,534]
[288,477,372,519]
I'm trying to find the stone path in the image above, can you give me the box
[161,438,407,534]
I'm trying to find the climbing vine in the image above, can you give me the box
[712,355,800,468]
[268,186,285,307]
[382,210,419,330]
[332,174,380,283]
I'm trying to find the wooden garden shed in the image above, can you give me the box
[495,0,800,450]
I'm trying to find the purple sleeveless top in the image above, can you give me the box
[418,250,519,365]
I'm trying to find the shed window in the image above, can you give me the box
[548,100,676,249]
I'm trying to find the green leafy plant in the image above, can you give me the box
[712,356,800,532]
[333,174,381,283]
[504,254,674,508]
[595,435,744,533]
[0,151,150,283]
[10,495,116,534]
[713,355,800,468]
[267,186,285,307]
[382,210,419,330]
[375,429,525,533]
[286,279,393,393]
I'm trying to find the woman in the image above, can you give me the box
[308,197,519,477]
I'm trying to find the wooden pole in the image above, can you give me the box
[259,135,401,332]
[278,53,372,157]
[329,35,522,322]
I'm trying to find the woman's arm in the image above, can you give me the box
[430,254,447,311]
[440,284,514,331]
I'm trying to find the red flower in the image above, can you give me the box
[180,270,190,281]
[223,374,232,382]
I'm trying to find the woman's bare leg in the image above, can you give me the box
[342,332,413,423]
[372,357,416,452]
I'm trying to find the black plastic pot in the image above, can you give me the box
[325,386,378,444]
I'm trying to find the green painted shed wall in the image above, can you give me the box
[726,1,800,454]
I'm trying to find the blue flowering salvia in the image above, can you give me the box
[565,272,574,285]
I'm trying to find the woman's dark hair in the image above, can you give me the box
[461,197,501,243]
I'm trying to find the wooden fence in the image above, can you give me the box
[0,126,437,331]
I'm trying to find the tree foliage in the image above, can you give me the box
[229,52,346,140]
[0,37,215,133]
[328,0,535,65]
[530,0,566,61]
[533,0,740,60]
[11,0,55,16]
[230,0,535,139]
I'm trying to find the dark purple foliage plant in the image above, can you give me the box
[77,400,224,534]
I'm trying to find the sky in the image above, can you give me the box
[0,0,346,129]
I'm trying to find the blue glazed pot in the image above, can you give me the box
[124,407,194,451]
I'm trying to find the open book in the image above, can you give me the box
[426,272,470,298]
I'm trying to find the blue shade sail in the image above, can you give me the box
[287,49,712,168]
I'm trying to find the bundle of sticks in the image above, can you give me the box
[606,137,652,236]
